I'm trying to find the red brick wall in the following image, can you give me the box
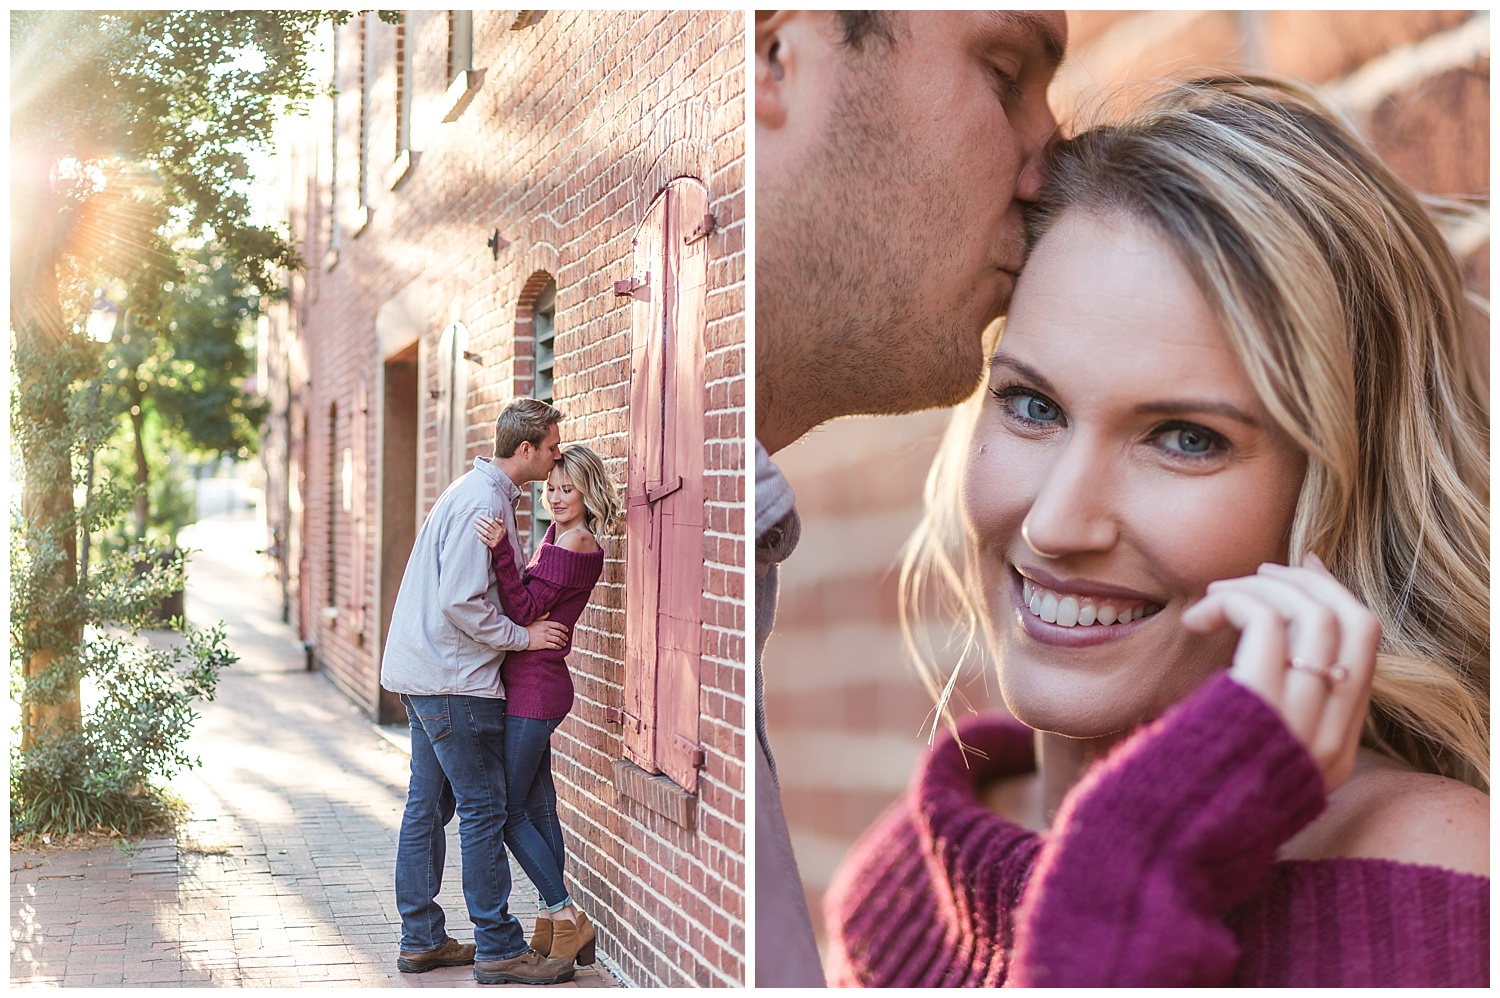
[262,10,745,986]
[762,9,1489,949]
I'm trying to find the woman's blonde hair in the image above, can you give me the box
[555,444,623,534]
[902,76,1489,790]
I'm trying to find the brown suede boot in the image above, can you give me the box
[547,911,596,966]
[529,916,553,956]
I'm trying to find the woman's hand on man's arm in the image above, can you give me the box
[474,514,507,549]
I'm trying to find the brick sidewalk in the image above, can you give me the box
[10,502,619,988]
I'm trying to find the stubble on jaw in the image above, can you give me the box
[757,31,991,447]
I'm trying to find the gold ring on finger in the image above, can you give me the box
[1288,657,1346,686]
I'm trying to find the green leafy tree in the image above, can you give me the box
[96,241,269,551]
[10,10,391,831]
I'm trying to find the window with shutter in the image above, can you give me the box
[326,403,340,613]
[442,10,483,122]
[623,178,709,792]
[355,13,370,231]
[326,28,341,269]
[351,381,368,638]
[435,322,469,488]
[447,11,473,86]
[388,13,415,189]
[394,15,411,159]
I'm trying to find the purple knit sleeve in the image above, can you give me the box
[489,539,546,626]
[490,536,598,628]
[1008,672,1325,987]
[827,718,1042,988]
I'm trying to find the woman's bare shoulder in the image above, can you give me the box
[556,527,600,553]
[1283,753,1488,876]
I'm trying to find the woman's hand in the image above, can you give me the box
[474,514,507,550]
[1180,553,1379,792]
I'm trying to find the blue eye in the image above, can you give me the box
[1156,424,1224,458]
[1019,396,1058,422]
[990,385,1064,427]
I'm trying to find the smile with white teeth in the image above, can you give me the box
[1021,578,1163,628]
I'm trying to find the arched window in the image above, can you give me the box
[530,279,557,551]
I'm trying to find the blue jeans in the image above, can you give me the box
[395,694,527,962]
[503,715,570,909]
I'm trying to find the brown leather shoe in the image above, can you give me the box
[473,950,576,985]
[529,916,553,956]
[548,912,596,966]
[397,936,476,973]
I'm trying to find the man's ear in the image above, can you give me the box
[755,10,799,129]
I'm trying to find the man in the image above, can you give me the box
[754,11,1068,986]
[380,397,577,986]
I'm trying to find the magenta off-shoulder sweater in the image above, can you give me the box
[490,524,603,720]
[825,673,1489,987]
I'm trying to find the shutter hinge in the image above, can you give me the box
[606,706,642,732]
[675,735,706,769]
[683,212,717,245]
[613,272,651,302]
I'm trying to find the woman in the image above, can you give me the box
[473,444,622,968]
[825,77,1488,987]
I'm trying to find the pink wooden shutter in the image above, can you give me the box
[623,179,710,790]
[435,326,454,486]
[450,323,469,476]
[622,196,667,769]
[655,180,707,792]
[352,381,368,637]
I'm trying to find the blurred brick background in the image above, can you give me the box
[759,9,1490,950]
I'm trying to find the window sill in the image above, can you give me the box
[385,149,418,191]
[351,204,370,238]
[442,68,486,123]
[613,758,696,830]
[323,248,339,272]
